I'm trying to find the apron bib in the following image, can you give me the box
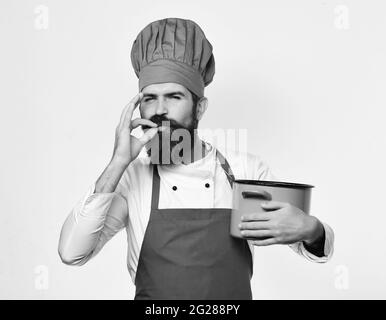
[134,149,253,300]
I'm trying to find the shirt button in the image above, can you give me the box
[172,186,177,191]
[205,183,210,188]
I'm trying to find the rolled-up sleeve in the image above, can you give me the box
[58,182,128,266]
[289,222,334,263]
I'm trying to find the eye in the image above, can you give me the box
[143,97,154,102]
[172,96,181,100]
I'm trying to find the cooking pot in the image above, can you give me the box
[230,180,314,238]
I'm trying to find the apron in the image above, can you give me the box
[134,149,253,300]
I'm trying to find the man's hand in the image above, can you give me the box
[238,201,325,249]
[112,92,159,167]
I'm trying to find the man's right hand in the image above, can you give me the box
[111,92,159,167]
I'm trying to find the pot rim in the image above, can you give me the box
[234,179,314,189]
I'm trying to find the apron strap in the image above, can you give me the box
[151,164,161,210]
[215,149,235,188]
[151,148,235,210]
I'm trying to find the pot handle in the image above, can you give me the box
[242,190,272,201]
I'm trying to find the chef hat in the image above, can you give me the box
[130,17,215,98]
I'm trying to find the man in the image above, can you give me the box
[58,17,334,300]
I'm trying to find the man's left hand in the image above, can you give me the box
[238,201,325,247]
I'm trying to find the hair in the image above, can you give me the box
[189,90,200,107]
[188,89,201,128]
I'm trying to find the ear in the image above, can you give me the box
[195,97,208,121]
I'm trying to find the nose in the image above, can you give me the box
[155,98,167,115]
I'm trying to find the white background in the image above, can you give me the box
[1,0,385,299]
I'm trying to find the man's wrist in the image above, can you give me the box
[302,216,326,257]
[110,157,130,170]
[304,216,324,244]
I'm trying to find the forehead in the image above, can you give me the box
[141,82,189,95]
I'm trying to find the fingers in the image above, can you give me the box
[131,118,158,130]
[260,200,288,211]
[119,92,143,130]
[239,221,270,230]
[119,103,131,128]
[240,229,273,239]
[250,238,278,246]
[138,127,158,145]
[241,212,271,222]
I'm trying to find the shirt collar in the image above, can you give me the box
[157,141,217,179]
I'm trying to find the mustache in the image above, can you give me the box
[141,115,187,130]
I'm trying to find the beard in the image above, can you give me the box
[143,114,198,165]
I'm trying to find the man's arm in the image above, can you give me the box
[94,158,129,193]
[58,159,129,266]
[58,93,160,266]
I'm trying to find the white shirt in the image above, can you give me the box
[58,142,334,283]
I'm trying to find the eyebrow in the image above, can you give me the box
[142,91,186,98]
